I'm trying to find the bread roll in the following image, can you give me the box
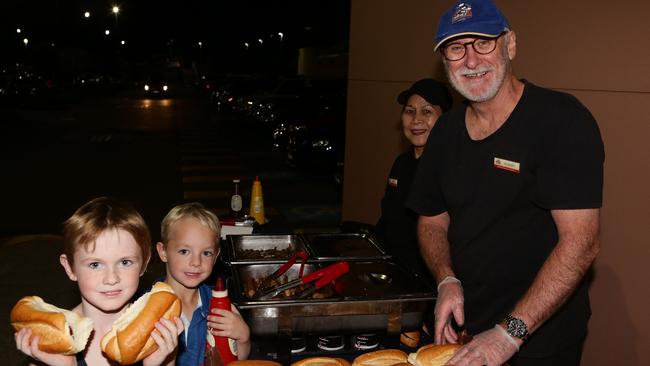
[10,296,94,355]
[400,331,421,348]
[292,357,351,366]
[100,282,181,365]
[352,349,408,366]
[407,344,461,366]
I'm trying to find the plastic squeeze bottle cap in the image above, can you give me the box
[214,277,226,294]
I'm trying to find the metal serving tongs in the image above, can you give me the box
[253,261,349,301]
[256,250,309,293]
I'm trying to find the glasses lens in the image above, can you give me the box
[474,39,497,54]
[443,44,466,61]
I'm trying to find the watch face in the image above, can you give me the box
[505,315,529,340]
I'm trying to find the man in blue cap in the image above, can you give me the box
[407,0,604,365]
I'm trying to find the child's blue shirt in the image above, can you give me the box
[177,282,212,366]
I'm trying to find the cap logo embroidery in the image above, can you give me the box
[452,3,473,23]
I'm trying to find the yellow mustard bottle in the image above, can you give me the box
[249,176,265,224]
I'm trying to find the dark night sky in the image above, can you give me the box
[1,1,350,51]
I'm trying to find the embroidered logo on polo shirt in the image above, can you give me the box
[452,3,473,23]
[494,157,520,173]
[388,178,398,187]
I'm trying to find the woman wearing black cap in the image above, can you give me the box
[376,78,452,281]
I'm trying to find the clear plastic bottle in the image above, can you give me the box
[230,179,243,221]
[204,277,238,366]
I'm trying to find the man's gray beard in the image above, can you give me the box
[448,69,503,102]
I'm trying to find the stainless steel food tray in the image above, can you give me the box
[231,260,435,336]
[224,234,311,264]
[302,232,390,261]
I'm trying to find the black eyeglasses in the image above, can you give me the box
[440,33,505,61]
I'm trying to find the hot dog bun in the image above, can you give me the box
[400,331,421,348]
[10,296,94,355]
[292,357,351,366]
[352,349,408,366]
[407,344,461,366]
[100,282,181,365]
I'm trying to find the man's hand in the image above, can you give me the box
[445,325,519,366]
[434,279,465,345]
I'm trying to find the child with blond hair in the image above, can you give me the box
[156,202,250,366]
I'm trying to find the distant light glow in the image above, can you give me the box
[23,38,29,45]
[84,11,90,18]
[278,32,284,41]
[244,42,249,49]
[16,28,21,34]
[121,40,126,45]
[198,41,203,47]
[258,38,263,45]
[144,85,149,91]
[105,29,110,35]
[112,6,120,14]
[163,85,168,91]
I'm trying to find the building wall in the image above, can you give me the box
[344,1,650,365]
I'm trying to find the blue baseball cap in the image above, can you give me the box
[434,0,510,52]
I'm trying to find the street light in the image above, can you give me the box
[121,40,126,45]
[16,28,21,34]
[105,29,110,36]
[23,38,29,46]
[84,11,90,18]
[112,5,120,25]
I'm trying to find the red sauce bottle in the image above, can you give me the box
[204,277,238,366]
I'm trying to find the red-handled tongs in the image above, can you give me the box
[256,250,309,292]
[253,261,349,300]
[294,262,349,299]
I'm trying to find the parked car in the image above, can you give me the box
[244,77,346,125]
[276,94,347,175]
[211,74,276,113]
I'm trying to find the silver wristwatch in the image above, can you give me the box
[503,314,529,341]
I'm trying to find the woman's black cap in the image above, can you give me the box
[397,78,452,111]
